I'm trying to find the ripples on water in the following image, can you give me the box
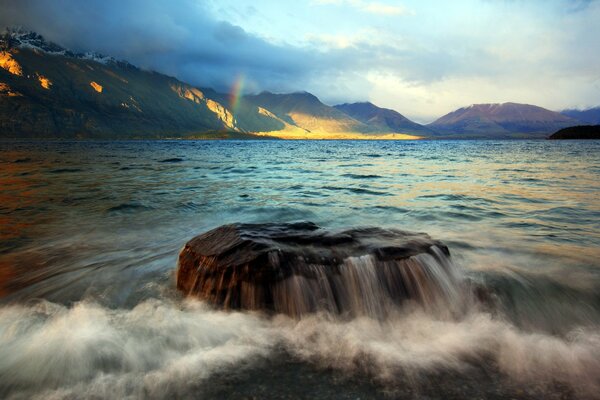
[0,140,599,399]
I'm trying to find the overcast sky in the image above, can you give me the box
[1,0,599,122]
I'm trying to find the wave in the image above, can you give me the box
[0,300,273,399]
[1,296,599,399]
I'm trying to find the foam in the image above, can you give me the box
[1,298,599,398]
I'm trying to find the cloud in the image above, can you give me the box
[0,0,412,94]
[0,0,598,122]
[0,0,316,94]
[312,0,411,15]
[361,2,411,15]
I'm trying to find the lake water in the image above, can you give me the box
[1,140,599,399]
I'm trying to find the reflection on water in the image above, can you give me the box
[0,140,599,398]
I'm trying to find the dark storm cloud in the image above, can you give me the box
[0,0,322,93]
[0,0,487,96]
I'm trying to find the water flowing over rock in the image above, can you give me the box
[177,222,465,318]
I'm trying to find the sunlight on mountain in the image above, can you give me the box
[171,83,237,129]
[89,81,103,93]
[206,99,236,129]
[257,106,277,118]
[37,75,52,89]
[254,125,421,140]
[0,51,23,76]
[0,82,21,97]
[253,105,421,139]
[171,84,205,103]
[288,111,365,134]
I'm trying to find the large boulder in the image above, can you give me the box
[177,222,462,317]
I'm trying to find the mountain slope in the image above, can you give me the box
[244,91,375,137]
[334,102,434,136]
[0,29,419,140]
[0,29,283,139]
[428,103,580,139]
[561,107,600,125]
[196,87,285,133]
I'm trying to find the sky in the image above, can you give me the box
[1,0,599,123]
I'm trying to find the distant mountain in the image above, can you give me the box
[334,102,434,136]
[428,102,580,139]
[548,125,600,140]
[0,29,283,139]
[561,107,600,125]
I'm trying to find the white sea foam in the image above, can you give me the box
[277,310,600,394]
[0,300,274,399]
[1,298,599,399]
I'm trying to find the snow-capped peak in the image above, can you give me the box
[1,27,129,66]
[2,28,64,54]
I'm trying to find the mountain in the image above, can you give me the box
[4,29,585,140]
[548,125,600,140]
[428,102,580,139]
[334,102,434,136]
[0,29,284,139]
[0,29,422,140]
[561,107,600,125]
[242,91,370,138]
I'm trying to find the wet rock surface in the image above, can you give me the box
[177,222,459,317]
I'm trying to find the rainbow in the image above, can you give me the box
[229,74,245,117]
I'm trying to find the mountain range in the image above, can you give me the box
[560,107,600,126]
[0,29,596,139]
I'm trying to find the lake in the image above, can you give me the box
[1,140,599,399]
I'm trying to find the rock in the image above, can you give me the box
[177,222,462,317]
